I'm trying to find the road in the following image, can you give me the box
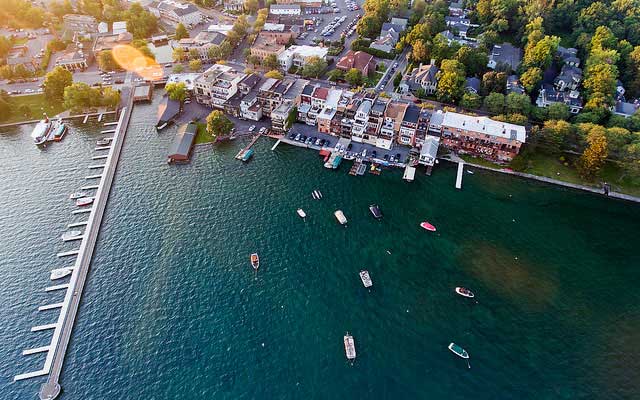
[378,48,411,93]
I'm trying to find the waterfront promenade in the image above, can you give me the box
[11,89,135,399]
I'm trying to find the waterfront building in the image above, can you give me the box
[271,102,295,132]
[415,108,432,145]
[257,78,297,115]
[440,112,526,162]
[351,99,372,143]
[277,45,328,71]
[55,47,89,71]
[378,101,407,149]
[93,32,133,56]
[149,0,203,27]
[365,98,388,145]
[194,64,246,109]
[62,14,98,37]
[316,89,343,134]
[223,0,244,12]
[418,136,440,166]
[240,92,264,121]
[168,122,197,162]
[399,105,420,146]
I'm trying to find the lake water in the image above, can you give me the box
[1,97,640,399]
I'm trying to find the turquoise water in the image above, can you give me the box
[1,97,640,399]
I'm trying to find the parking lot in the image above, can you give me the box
[297,0,364,46]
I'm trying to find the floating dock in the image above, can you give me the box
[82,115,88,124]
[403,166,416,182]
[101,129,115,134]
[456,161,464,189]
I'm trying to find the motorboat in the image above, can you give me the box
[359,270,372,288]
[369,204,382,219]
[69,191,87,200]
[455,287,475,298]
[52,120,67,142]
[250,253,260,270]
[344,333,356,360]
[241,149,254,162]
[76,197,94,207]
[297,208,306,218]
[420,221,436,232]
[448,342,471,368]
[61,230,83,241]
[50,267,73,280]
[334,210,347,225]
[97,138,112,146]
[31,118,53,145]
[466,170,474,174]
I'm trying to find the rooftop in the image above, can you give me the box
[442,112,526,142]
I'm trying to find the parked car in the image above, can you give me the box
[248,125,256,132]
[289,133,296,139]
[295,133,301,141]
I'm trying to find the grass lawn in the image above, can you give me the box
[460,154,504,170]
[194,122,215,144]
[2,94,67,124]
[365,71,384,88]
[13,37,28,45]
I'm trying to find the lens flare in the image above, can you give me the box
[112,44,164,81]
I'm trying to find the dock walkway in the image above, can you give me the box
[235,134,261,160]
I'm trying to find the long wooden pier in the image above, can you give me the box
[234,134,261,160]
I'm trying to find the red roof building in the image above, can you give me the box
[335,50,376,75]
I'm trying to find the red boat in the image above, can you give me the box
[420,221,436,232]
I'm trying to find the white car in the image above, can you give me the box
[248,125,256,132]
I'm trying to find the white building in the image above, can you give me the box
[269,4,301,15]
[149,0,202,28]
[112,21,127,34]
[207,24,235,35]
[418,136,440,166]
[278,45,328,71]
[240,92,263,121]
[194,64,246,108]
[351,99,372,143]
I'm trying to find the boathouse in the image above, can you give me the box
[133,83,153,103]
[156,95,180,130]
[168,122,197,163]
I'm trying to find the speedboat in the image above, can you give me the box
[369,204,382,219]
[297,208,306,218]
[241,149,254,162]
[466,170,474,174]
[344,333,356,360]
[50,267,73,280]
[61,230,82,241]
[420,221,436,232]
[250,253,260,270]
[31,118,53,145]
[312,190,322,199]
[76,197,94,207]
[334,210,347,225]
[97,138,112,146]
[359,270,372,288]
[448,342,469,359]
[455,287,474,298]
[52,120,67,142]
[69,191,87,200]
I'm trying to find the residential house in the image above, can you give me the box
[257,77,296,115]
[418,136,440,166]
[448,1,465,17]
[378,100,407,149]
[112,21,127,34]
[553,64,582,92]
[240,91,264,121]
[277,45,328,71]
[351,99,373,143]
[271,102,295,132]
[149,0,202,27]
[370,22,403,53]
[428,111,444,136]
[238,74,261,95]
[223,0,244,12]
[250,32,286,63]
[613,100,639,118]
[341,95,362,138]
[93,32,133,55]
[440,112,526,162]
[487,43,522,72]
[439,30,477,48]
[261,23,298,45]
[465,77,481,94]
[401,61,439,95]
[270,4,302,15]
[390,17,408,30]
[307,86,328,125]
[557,46,580,67]
[178,31,226,61]
[194,64,246,108]
[415,108,432,145]
[399,105,420,146]
[62,14,98,39]
[445,16,471,39]
[506,75,525,95]
[335,50,376,75]
[365,98,388,145]
[317,104,337,133]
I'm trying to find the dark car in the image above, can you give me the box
[115,79,124,84]
[371,150,377,158]
[384,154,389,161]
[319,139,325,146]
[311,136,317,143]
[347,143,353,151]
[325,140,331,147]
[396,153,402,162]
[301,135,307,142]
[289,133,295,139]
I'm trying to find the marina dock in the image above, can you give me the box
[235,134,261,160]
[13,90,135,400]
[456,161,464,189]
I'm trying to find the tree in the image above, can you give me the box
[356,14,381,39]
[173,47,186,62]
[505,93,531,116]
[246,55,261,67]
[0,90,11,121]
[455,46,488,77]
[300,56,328,78]
[206,110,234,139]
[244,0,259,14]
[576,125,608,180]
[436,59,466,103]
[101,86,120,108]
[546,103,569,121]
[165,82,187,104]
[51,0,73,19]
[44,67,72,101]
[124,3,158,39]
[265,70,283,79]
[173,64,184,73]
[328,69,344,82]
[189,59,202,71]
[63,82,99,111]
[520,67,542,94]
[583,63,618,105]
[175,23,189,40]
[263,54,279,70]
[0,36,11,60]
[481,71,507,95]
[460,92,482,110]
[540,120,573,154]
[98,50,119,72]
[484,92,505,114]
[345,68,363,86]
[411,40,429,63]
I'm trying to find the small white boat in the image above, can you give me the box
[69,191,87,200]
[61,230,82,241]
[97,138,112,146]
[448,342,471,368]
[76,197,94,207]
[359,270,372,288]
[297,208,306,218]
[334,210,347,225]
[466,170,474,174]
[344,333,356,360]
[250,253,260,270]
[312,189,323,200]
[50,267,73,280]
[455,287,475,298]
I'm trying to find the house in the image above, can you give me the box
[274,0,323,8]
[428,110,444,135]
[63,14,98,35]
[177,31,226,61]
[277,45,328,71]
[448,1,465,17]
[415,108,432,144]
[165,73,201,91]
[365,98,388,144]
[240,91,264,121]
[93,32,133,55]
[487,43,522,72]
[553,64,582,92]
[55,47,89,71]
[270,4,301,15]
[370,23,403,53]
[238,74,261,95]
[335,50,376,75]
[168,122,197,163]
[6,45,39,72]
[401,61,439,95]
[506,75,525,95]
[445,16,471,38]
[557,46,580,67]
[257,77,298,115]
[156,95,181,129]
[223,0,244,12]
[261,23,297,45]
[440,112,526,162]
[390,17,408,30]
[207,24,235,35]
[112,21,127,34]
[194,64,246,108]
[351,99,372,143]
[465,77,481,94]
[149,0,202,27]
[271,102,295,132]
[250,32,286,62]
[418,136,440,166]
[378,100,407,149]
[613,100,639,118]
[399,105,420,146]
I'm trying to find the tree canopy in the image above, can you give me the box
[44,67,73,101]
[206,110,234,139]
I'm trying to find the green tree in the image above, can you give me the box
[244,0,259,14]
[206,110,234,139]
[455,46,488,77]
[175,23,189,40]
[520,67,542,94]
[173,64,184,73]
[505,92,531,116]
[63,82,99,111]
[124,3,158,39]
[165,82,187,103]
[540,119,573,153]
[300,56,328,78]
[460,92,482,110]
[51,0,73,19]
[133,40,156,60]
[189,59,202,71]
[328,69,344,82]
[265,69,283,79]
[481,71,507,95]
[345,68,363,86]
[436,59,466,103]
[546,103,569,121]
[44,67,72,101]
[0,36,12,59]
[101,86,120,108]
[263,54,280,70]
[484,92,505,114]
[356,14,381,39]
[576,125,608,180]
[411,39,429,63]
[98,50,119,71]
[173,47,186,62]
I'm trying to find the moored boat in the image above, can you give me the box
[31,118,53,145]
[359,270,372,288]
[97,138,112,146]
[52,120,67,142]
[344,333,356,360]
[455,287,474,298]
[76,197,94,207]
[250,253,260,270]
[69,191,87,200]
[241,149,254,162]
[334,210,347,225]
[61,230,83,241]
[50,267,73,280]
[297,208,306,218]
[448,342,469,359]
[420,221,436,232]
[369,204,382,219]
